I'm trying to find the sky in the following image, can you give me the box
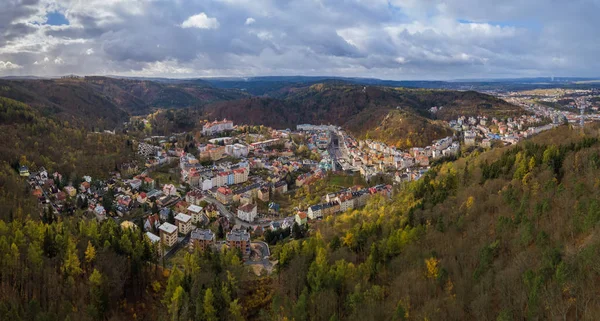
[0,0,599,80]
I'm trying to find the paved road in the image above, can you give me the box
[163,233,191,261]
[245,241,274,273]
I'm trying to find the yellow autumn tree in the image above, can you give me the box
[85,241,96,264]
[425,257,440,279]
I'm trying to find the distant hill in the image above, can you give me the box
[0,77,526,146]
[0,77,248,129]
[84,76,247,114]
[204,83,524,147]
[0,78,129,129]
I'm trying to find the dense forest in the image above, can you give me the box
[2,116,600,319]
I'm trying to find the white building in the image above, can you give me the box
[237,203,257,222]
[202,119,234,136]
[307,204,322,220]
[175,213,193,235]
[464,131,477,146]
[187,205,204,224]
[225,143,249,158]
[159,223,178,247]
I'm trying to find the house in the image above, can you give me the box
[415,155,429,167]
[129,179,142,190]
[159,208,171,221]
[186,189,204,205]
[80,181,91,193]
[157,195,180,208]
[274,180,288,194]
[252,225,264,236]
[237,203,257,222]
[280,217,293,230]
[144,214,161,232]
[215,186,233,204]
[94,204,106,216]
[143,176,155,189]
[189,229,215,252]
[337,193,354,212]
[163,184,178,196]
[187,205,204,224]
[121,162,139,175]
[307,204,322,220]
[464,131,477,146]
[19,165,30,177]
[144,232,162,255]
[174,213,193,235]
[204,203,219,218]
[137,192,147,204]
[226,229,251,257]
[268,202,280,214]
[257,186,270,202]
[159,222,178,247]
[269,221,281,231]
[321,201,340,216]
[117,195,132,208]
[295,212,308,225]
[239,192,253,205]
[32,187,43,198]
[64,186,77,197]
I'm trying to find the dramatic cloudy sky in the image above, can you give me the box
[0,0,598,79]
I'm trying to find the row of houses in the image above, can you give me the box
[304,184,393,220]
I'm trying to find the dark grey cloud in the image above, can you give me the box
[0,0,600,78]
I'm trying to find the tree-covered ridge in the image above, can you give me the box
[267,124,600,320]
[2,120,600,320]
[0,97,36,124]
[0,77,248,129]
[204,83,524,147]
[0,97,136,221]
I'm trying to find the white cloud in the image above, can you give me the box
[2,0,600,78]
[0,61,22,70]
[181,13,219,29]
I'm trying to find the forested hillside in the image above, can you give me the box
[2,119,600,320]
[0,77,247,129]
[0,96,136,220]
[204,83,522,147]
[270,124,600,320]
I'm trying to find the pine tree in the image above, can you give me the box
[85,241,96,265]
[61,238,82,277]
[229,299,244,321]
[202,288,217,321]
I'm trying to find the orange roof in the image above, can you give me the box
[217,187,232,195]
